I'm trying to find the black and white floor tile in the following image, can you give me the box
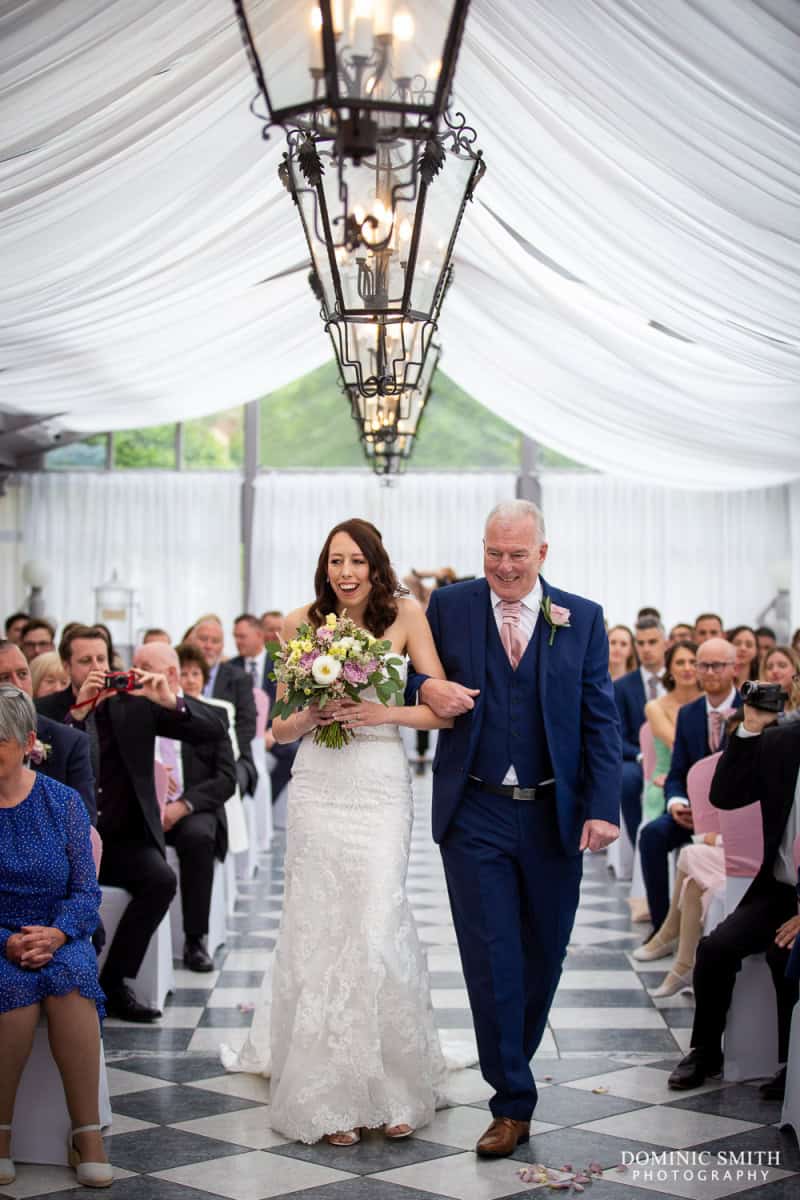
[6,775,798,1200]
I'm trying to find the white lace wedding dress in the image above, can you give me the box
[221,667,452,1144]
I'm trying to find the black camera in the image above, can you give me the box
[104,671,143,692]
[740,680,787,713]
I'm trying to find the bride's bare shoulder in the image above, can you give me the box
[394,594,425,626]
[284,605,313,637]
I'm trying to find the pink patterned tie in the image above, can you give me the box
[500,601,526,669]
[708,709,733,752]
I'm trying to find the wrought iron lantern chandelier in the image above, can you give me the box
[349,339,441,475]
[235,0,484,397]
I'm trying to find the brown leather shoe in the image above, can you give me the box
[475,1117,530,1158]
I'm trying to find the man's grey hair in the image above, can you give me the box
[635,616,666,636]
[485,500,546,541]
[0,684,37,747]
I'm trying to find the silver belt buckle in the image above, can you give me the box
[512,785,537,800]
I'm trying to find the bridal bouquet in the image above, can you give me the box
[268,612,405,748]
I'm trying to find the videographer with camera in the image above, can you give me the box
[668,674,800,1098]
[36,624,228,1022]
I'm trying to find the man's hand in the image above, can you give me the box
[670,803,694,831]
[72,669,116,717]
[775,914,800,951]
[265,728,276,751]
[580,820,619,852]
[130,668,177,710]
[742,705,779,734]
[419,678,480,718]
[18,925,67,969]
[162,800,191,832]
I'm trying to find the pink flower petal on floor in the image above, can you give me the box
[591,1086,608,1094]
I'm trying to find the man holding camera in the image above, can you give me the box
[37,624,228,1021]
[668,679,800,1097]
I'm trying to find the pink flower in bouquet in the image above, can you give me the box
[343,661,368,685]
[316,626,333,642]
[364,659,378,675]
[300,650,321,670]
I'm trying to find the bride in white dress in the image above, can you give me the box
[222,518,455,1146]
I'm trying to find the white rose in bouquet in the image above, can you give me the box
[312,655,342,685]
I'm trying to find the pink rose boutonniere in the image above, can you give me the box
[28,739,52,765]
[540,596,571,647]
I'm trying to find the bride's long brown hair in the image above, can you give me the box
[308,519,399,637]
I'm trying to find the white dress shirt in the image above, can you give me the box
[489,578,542,785]
[667,687,738,812]
[640,665,666,702]
[155,688,190,809]
[246,648,267,688]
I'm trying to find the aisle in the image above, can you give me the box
[9,774,797,1200]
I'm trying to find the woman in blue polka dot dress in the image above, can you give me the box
[0,685,111,1187]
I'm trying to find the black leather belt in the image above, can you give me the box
[468,775,555,802]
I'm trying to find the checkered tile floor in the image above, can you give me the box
[7,774,799,1200]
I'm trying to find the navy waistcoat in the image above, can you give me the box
[471,603,553,788]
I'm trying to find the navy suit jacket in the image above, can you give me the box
[230,653,274,700]
[614,669,646,761]
[411,576,622,851]
[664,690,742,804]
[36,713,97,825]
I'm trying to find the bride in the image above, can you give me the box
[223,518,454,1146]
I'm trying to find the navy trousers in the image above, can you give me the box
[639,811,692,931]
[440,784,582,1120]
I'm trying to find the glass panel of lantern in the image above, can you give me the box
[326,309,436,396]
[351,339,440,475]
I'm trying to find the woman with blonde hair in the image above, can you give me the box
[30,651,68,700]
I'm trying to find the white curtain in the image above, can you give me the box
[1,1,798,488]
[20,472,242,649]
[540,473,791,630]
[790,480,800,634]
[249,471,516,613]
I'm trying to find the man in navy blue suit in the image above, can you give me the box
[635,637,741,949]
[230,613,298,801]
[409,500,622,1158]
[0,638,96,822]
[613,617,666,842]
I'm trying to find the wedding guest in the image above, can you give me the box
[608,624,637,682]
[763,645,800,722]
[0,640,95,824]
[93,623,124,671]
[21,619,56,662]
[694,613,724,644]
[756,626,777,658]
[728,624,759,687]
[0,686,111,1189]
[133,643,236,973]
[230,614,298,802]
[31,651,69,700]
[261,611,285,643]
[190,617,257,798]
[637,606,661,623]
[37,624,227,1020]
[637,637,741,941]
[641,640,701,824]
[142,628,171,645]
[792,628,800,655]
[668,623,694,647]
[614,617,666,842]
[3,614,29,646]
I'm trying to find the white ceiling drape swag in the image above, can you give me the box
[1,1,798,487]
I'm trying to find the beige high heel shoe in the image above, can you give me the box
[0,1124,15,1186]
[325,1129,361,1147]
[384,1123,414,1139]
[68,1124,113,1188]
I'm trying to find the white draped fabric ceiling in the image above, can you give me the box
[1,0,798,487]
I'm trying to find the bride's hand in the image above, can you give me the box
[331,699,389,729]
[308,702,340,728]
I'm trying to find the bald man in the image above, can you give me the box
[134,643,236,972]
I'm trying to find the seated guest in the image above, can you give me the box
[31,650,69,700]
[793,628,800,656]
[133,644,236,972]
[637,637,741,947]
[694,612,724,644]
[20,619,56,662]
[728,624,759,688]
[142,628,171,646]
[762,645,800,724]
[641,640,701,824]
[93,623,124,672]
[668,623,694,647]
[261,611,285,644]
[37,624,227,1021]
[614,617,666,842]
[756,626,777,658]
[608,624,637,683]
[0,687,111,1189]
[0,640,95,823]
[3,613,29,646]
[231,613,298,803]
[668,698,800,1098]
[190,617,257,799]
[637,606,662,623]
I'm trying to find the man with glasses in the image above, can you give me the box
[635,638,741,948]
[20,618,56,661]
